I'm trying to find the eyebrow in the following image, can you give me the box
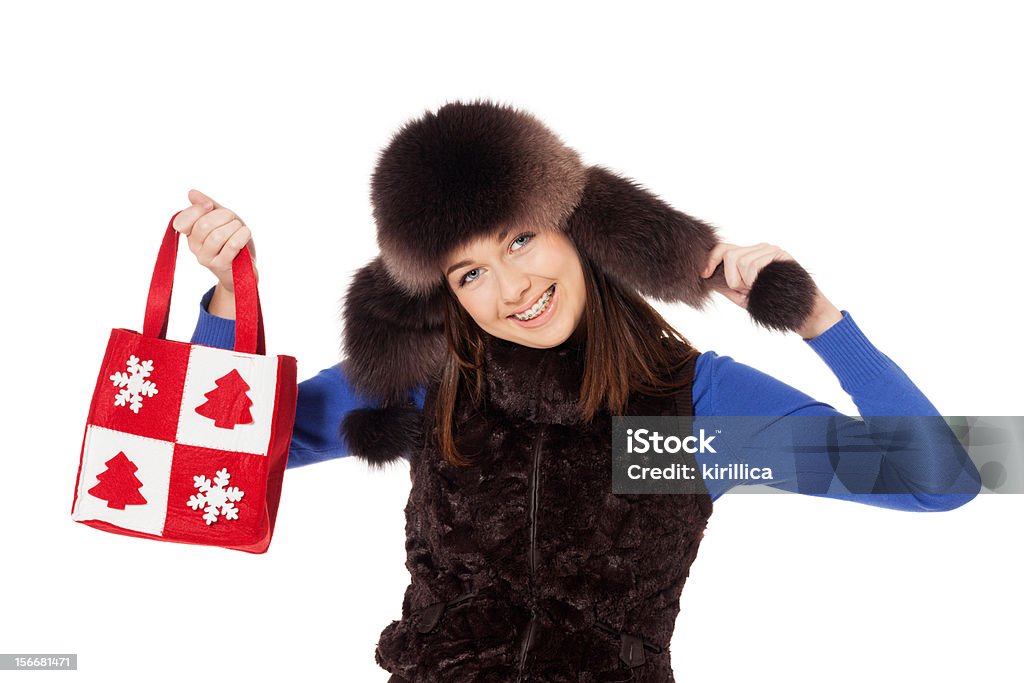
[445,227,510,276]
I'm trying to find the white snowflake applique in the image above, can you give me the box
[187,468,245,525]
[109,354,158,413]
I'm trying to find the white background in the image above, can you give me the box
[2,1,1021,681]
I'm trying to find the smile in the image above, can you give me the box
[509,284,556,322]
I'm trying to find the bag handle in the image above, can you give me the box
[142,211,266,355]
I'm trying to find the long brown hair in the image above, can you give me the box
[434,244,700,466]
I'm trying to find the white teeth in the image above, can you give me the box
[512,285,555,321]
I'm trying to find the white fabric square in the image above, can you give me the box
[175,345,278,455]
[72,426,174,535]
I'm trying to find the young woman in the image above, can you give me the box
[178,101,980,682]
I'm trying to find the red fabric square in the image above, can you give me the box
[163,444,268,545]
[89,329,191,443]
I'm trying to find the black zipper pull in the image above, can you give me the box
[619,633,646,667]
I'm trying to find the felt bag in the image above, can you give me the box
[71,212,298,554]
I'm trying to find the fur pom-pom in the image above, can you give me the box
[745,259,818,332]
[340,405,424,469]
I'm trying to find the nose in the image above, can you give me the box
[495,266,531,309]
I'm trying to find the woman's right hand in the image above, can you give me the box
[172,189,258,294]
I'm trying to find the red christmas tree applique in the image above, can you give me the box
[194,369,254,429]
[88,451,148,510]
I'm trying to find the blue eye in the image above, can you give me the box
[456,233,535,288]
[458,268,480,287]
[511,233,534,250]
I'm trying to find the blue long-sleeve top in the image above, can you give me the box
[192,287,980,513]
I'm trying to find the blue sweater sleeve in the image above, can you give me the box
[190,287,425,468]
[690,310,981,512]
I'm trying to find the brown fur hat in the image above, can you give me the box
[341,100,817,464]
[372,100,589,299]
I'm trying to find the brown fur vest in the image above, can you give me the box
[372,334,713,682]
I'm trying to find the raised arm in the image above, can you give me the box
[691,309,981,511]
[176,189,428,469]
[692,242,981,511]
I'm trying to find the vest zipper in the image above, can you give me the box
[516,424,546,683]
[528,425,544,577]
[515,612,536,682]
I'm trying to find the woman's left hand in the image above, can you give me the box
[701,242,844,339]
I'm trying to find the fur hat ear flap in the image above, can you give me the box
[340,256,446,401]
[563,166,817,333]
[338,256,445,467]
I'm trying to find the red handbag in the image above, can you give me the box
[71,212,298,553]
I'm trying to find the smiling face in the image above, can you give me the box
[443,227,587,349]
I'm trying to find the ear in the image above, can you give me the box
[564,166,816,332]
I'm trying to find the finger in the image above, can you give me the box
[724,243,778,292]
[718,286,749,309]
[188,189,223,210]
[191,209,241,249]
[734,244,780,291]
[197,219,245,268]
[721,244,763,292]
[743,246,795,290]
[209,224,254,274]
[173,201,216,235]
[742,249,793,290]
[702,242,736,278]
